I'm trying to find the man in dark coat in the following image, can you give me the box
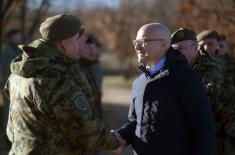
[113,23,214,155]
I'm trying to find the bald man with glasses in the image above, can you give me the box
[113,23,214,155]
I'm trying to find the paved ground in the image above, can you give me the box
[0,75,134,155]
[100,76,133,155]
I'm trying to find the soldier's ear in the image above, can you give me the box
[61,39,70,52]
[61,39,69,51]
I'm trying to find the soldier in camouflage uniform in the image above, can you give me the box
[197,30,235,155]
[79,34,103,119]
[217,35,235,155]
[0,28,22,147]
[171,28,235,155]
[4,14,121,155]
[217,34,235,87]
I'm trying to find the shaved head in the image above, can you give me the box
[137,23,171,48]
[134,23,171,66]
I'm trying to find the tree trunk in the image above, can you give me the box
[0,0,4,49]
[28,0,50,36]
[0,0,15,50]
[20,0,27,34]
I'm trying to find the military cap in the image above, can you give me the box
[39,14,84,41]
[171,28,196,44]
[197,30,219,42]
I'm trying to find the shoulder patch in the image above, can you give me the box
[74,97,88,111]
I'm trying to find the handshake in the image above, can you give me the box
[110,130,126,154]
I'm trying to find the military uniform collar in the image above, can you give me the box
[39,39,75,64]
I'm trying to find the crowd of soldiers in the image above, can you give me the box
[0,13,234,155]
[171,28,235,155]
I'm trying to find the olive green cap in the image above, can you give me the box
[197,30,219,42]
[171,28,197,44]
[39,14,84,41]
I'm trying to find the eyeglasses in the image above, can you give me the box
[172,43,195,51]
[132,39,163,47]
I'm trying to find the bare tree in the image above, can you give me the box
[0,0,16,49]
[58,0,235,76]
[27,0,50,37]
[78,0,179,76]
[176,0,235,48]
[19,0,27,34]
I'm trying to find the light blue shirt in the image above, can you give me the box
[149,57,166,76]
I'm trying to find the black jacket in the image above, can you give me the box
[117,47,214,155]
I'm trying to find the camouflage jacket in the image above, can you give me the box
[194,52,224,86]
[5,39,119,155]
[218,55,235,86]
[194,52,235,155]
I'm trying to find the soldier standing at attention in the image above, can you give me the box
[195,30,226,88]
[171,28,235,155]
[197,30,220,57]
[0,28,22,147]
[4,14,121,155]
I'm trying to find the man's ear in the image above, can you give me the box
[61,39,68,50]
[160,40,168,51]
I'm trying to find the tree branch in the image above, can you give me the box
[2,0,15,15]
[28,0,50,35]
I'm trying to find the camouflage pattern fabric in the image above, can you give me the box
[4,39,119,155]
[194,51,235,155]
[218,55,235,86]
[216,55,235,155]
